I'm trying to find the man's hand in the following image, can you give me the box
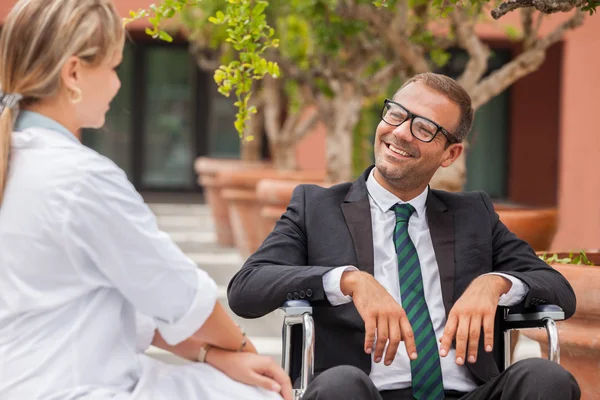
[341,270,417,366]
[439,275,512,365]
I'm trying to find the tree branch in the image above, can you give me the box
[262,76,283,143]
[338,1,430,74]
[292,108,320,141]
[491,0,587,20]
[364,62,407,96]
[471,9,585,109]
[452,7,491,92]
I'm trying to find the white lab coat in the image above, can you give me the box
[0,111,281,400]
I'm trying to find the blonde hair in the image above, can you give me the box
[0,0,125,204]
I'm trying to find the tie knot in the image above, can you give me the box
[392,203,415,222]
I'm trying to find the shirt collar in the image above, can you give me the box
[365,168,428,218]
[14,110,80,145]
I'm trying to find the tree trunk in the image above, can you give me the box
[429,150,468,192]
[240,103,264,162]
[270,140,297,171]
[324,85,363,184]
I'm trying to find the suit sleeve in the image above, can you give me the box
[480,191,576,319]
[227,185,338,318]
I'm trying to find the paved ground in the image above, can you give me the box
[144,202,541,367]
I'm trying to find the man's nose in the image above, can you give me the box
[392,119,413,141]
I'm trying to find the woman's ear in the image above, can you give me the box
[440,143,464,168]
[60,56,82,93]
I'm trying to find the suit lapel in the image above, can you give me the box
[426,190,455,317]
[341,167,375,275]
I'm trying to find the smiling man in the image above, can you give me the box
[227,73,580,400]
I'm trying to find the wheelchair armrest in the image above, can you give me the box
[502,305,564,368]
[280,300,315,397]
[504,304,565,330]
[280,300,313,316]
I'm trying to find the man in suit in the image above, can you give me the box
[227,73,580,400]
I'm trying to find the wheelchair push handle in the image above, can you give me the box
[281,300,315,399]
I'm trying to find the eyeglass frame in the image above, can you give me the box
[380,99,459,144]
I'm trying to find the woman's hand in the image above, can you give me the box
[206,348,293,400]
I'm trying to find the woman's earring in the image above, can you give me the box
[69,87,82,104]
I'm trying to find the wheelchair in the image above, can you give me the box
[280,300,564,400]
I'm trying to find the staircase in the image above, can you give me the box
[145,202,284,366]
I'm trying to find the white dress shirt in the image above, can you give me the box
[0,111,281,400]
[323,169,528,392]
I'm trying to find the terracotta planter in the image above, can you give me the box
[523,252,600,400]
[495,206,558,251]
[219,169,325,258]
[194,157,270,247]
[256,178,327,239]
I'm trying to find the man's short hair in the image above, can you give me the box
[397,73,474,143]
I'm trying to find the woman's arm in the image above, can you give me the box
[190,302,257,353]
[150,326,292,400]
[149,301,258,361]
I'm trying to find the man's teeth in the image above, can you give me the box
[389,144,411,157]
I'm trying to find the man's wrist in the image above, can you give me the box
[484,274,512,297]
[340,270,361,297]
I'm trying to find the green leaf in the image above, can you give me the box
[504,25,521,41]
[158,30,173,42]
[430,48,451,68]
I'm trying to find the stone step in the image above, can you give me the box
[144,203,283,367]
[217,286,284,338]
[148,203,212,217]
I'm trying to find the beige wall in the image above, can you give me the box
[553,15,600,250]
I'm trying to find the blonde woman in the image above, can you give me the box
[0,1,291,399]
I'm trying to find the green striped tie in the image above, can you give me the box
[393,203,444,400]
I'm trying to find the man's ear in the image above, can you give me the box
[60,56,82,93]
[440,143,464,168]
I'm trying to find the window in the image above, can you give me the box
[437,48,511,199]
[82,41,240,191]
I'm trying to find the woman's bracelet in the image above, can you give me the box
[237,324,247,352]
[197,324,247,362]
[197,343,213,363]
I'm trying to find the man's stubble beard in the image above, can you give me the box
[374,158,423,193]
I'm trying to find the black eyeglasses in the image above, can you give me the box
[381,99,458,144]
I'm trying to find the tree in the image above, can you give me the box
[128,0,596,187]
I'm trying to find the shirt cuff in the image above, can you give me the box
[322,266,358,306]
[487,272,529,307]
[135,312,157,352]
[156,268,218,346]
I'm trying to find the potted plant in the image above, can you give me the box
[523,250,600,400]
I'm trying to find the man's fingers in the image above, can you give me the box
[373,315,388,363]
[384,319,401,366]
[364,315,376,355]
[454,316,470,365]
[467,316,482,363]
[439,313,457,357]
[483,314,495,353]
[399,316,417,360]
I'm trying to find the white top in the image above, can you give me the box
[323,169,527,392]
[0,111,224,399]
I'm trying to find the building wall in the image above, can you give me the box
[553,15,600,250]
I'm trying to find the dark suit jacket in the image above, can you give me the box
[227,166,576,385]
